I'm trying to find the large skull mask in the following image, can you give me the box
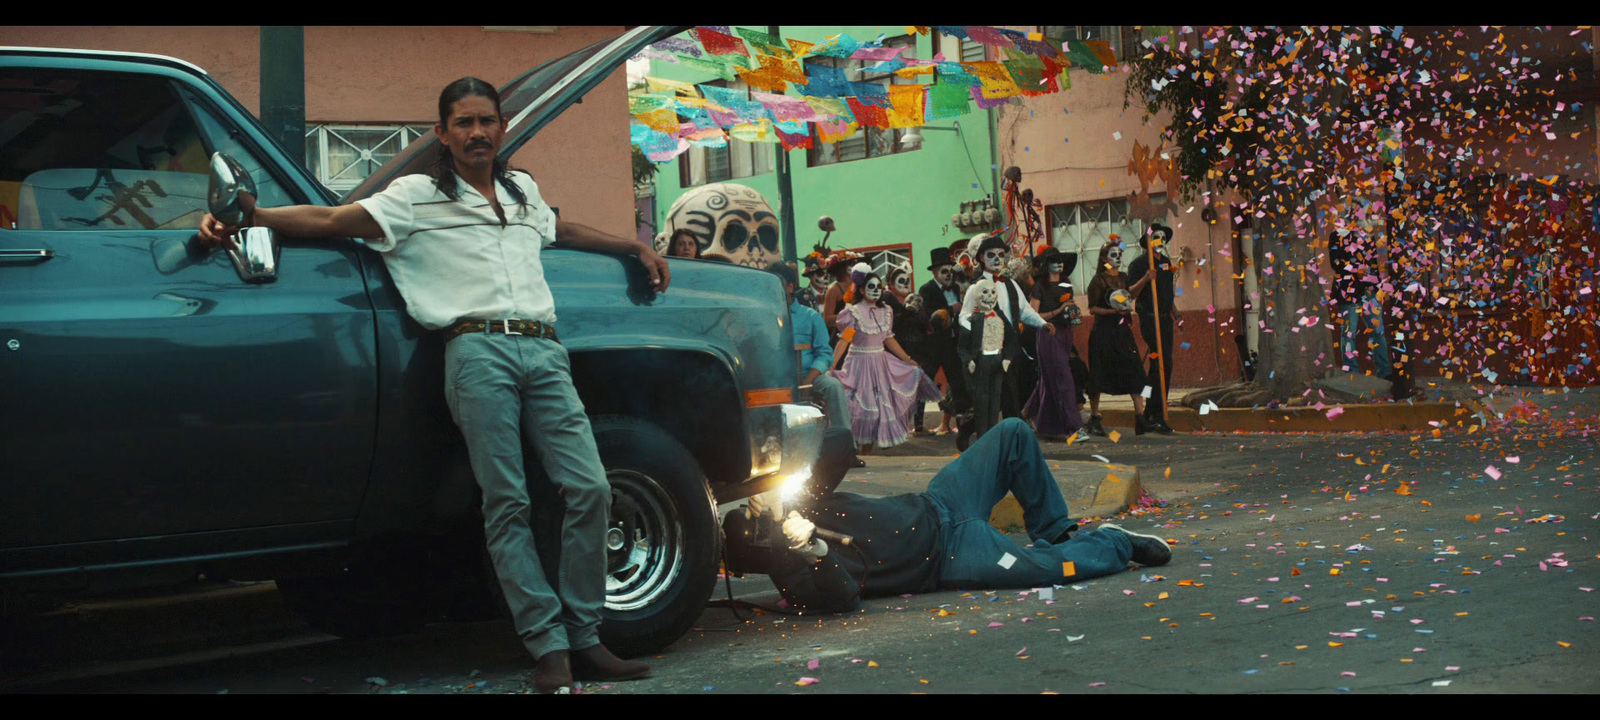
[655,183,781,268]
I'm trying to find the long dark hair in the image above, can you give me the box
[431,77,528,214]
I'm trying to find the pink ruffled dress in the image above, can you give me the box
[829,301,942,448]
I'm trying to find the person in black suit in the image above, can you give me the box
[918,247,970,435]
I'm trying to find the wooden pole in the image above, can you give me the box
[1150,239,1170,423]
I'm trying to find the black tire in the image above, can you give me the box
[588,416,720,658]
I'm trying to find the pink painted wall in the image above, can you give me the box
[1,26,636,237]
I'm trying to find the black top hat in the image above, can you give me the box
[1142,223,1173,248]
[977,233,1008,256]
[927,247,956,270]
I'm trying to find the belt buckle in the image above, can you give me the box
[500,319,522,336]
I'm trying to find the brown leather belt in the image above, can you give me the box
[443,319,559,344]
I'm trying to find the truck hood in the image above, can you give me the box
[343,25,689,204]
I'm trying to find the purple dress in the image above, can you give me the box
[829,301,942,448]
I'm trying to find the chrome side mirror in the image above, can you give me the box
[229,226,280,283]
[208,152,255,225]
[207,152,278,283]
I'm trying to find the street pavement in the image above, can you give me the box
[3,400,1595,694]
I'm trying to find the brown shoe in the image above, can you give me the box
[532,649,573,694]
[571,643,652,682]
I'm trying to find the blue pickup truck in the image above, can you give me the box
[0,26,824,656]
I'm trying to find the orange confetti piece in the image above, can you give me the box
[1396,484,1413,496]
[1467,514,1481,523]
[1109,430,1122,443]
[1062,561,1076,577]
[1291,568,1302,576]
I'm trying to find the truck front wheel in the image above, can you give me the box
[589,416,720,658]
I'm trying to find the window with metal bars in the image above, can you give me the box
[304,124,432,195]
[1047,194,1169,292]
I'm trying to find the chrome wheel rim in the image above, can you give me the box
[604,469,683,611]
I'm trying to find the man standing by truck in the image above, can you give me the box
[200,77,667,694]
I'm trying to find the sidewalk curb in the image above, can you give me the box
[1103,401,1474,433]
[987,464,1142,532]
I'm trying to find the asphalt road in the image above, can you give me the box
[3,423,1595,694]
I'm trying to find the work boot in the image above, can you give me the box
[532,649,573,694]
[1086,415,1107,437]
[1135,414,1154,436]
[572,643,652,682]
[1146,412,1175,435]
[1097,523,1173,567]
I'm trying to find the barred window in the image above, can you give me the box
[305,124,433,195]
[1047,194,1169,292]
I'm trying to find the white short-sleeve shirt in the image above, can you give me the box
[354,171,559,330]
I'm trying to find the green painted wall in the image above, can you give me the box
[646,26,997,283]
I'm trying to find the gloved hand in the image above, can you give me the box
[784,512,828,563]
[747,491,775,520]
[782,511,815,549]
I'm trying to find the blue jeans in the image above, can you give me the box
[1339,291,1391,378]
[924,418,1133,589]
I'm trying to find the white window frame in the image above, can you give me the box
[1048,194,1168,293]
[677,79,773,187]
[304,124,432,194]
[807,35,919,168]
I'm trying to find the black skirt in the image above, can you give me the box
[1087,313,1148,396]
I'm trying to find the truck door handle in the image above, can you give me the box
[0,249,55,262]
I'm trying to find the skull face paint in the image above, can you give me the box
[892,272,911,295]
[863,277,884,302]
[935,266,954,287]
[1106,247,1123,270]
[981,248,1008,273]
[655,183,782,268]
[1047,262,1064,275]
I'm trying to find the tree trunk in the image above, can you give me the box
[1248,203,1333,401]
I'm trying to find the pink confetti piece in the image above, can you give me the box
[807,659,819,670]
[1505,456,1520,464]
[988,622,1004,627]
[1089,682,1106,687]
[1446,666,1459,671]
[1326,407,1345,419]
[1016,647,1028,657]
[1240,597,1260,603]
[1485,466,1502,480]
[1341,671,1357,677]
